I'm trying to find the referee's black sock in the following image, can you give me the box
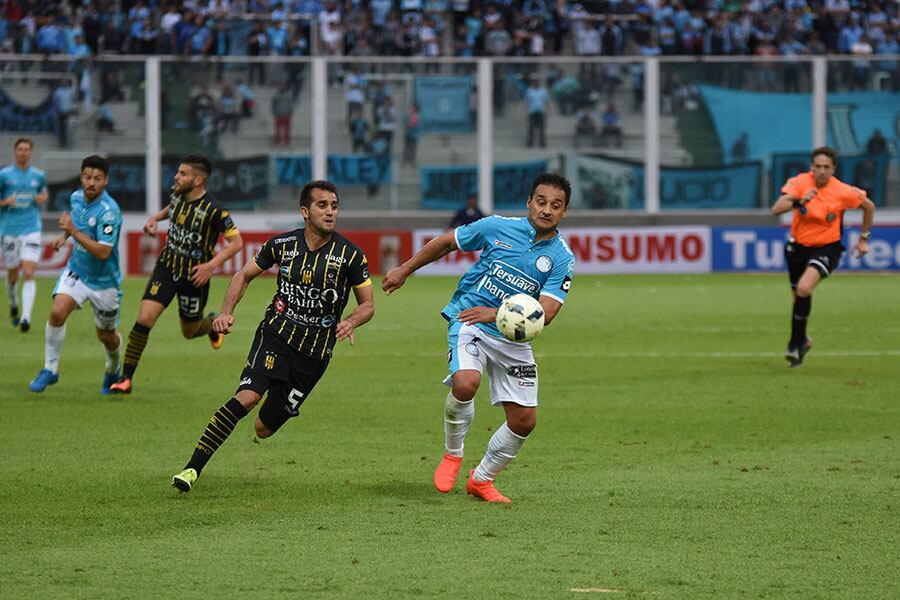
[186,397,248,475]
[790,295,812,349]
[122,322,151,380]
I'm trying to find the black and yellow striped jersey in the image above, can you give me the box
[254,229,371,359]
[157,191,239,281]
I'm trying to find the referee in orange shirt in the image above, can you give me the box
[771,146,875,367]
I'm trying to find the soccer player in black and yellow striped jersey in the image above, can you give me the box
[110,154,243,394]
[171,180,374,493]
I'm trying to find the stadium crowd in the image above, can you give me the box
[0,0,896,60]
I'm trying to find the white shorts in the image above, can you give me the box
[445,322,539,407]
[2,232,42,268]
[53,268,121,330]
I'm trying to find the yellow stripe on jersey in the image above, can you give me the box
[353,279,373,289]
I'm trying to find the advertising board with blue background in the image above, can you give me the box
[712,226,900,272]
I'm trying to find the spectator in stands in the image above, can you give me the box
[573,97,599,149]
[448,193,485,229]
[865,129,889,156]
[246,21,268,84]
[174,11,197,55]
[52,78,77,148]
[344,70,366,126]
[36,16,66,54]
[525,74,549,148]
[237,79,255,117]
[267,18,291,55]
[159,4,182,54]
[600,102,623,148]
[100,71,125,104]
[132,16,158,54]
[272,83,294,147]
[285,30,309,101]
[850,34,874,90]
[82,3,102,55]
[403,102,420,165]
[188,15,213,56]
[375,94,398,151]
[96,102,115,132]
[349,107,369,153]
[218,84,240,134]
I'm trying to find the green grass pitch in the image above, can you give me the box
[1,273,897,599]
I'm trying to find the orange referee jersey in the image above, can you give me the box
[781,172,866,247]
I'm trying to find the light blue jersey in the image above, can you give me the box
[65,189,122,290]
[443,215,575,339]
[0,164,47,236]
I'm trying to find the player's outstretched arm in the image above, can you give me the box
[382,231,458,294]
[215,258,263,334]
[336,284,375,346]
[143,206,170,236]
[191,232,244,287]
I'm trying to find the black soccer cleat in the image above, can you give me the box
[10,306,19,327]
[786,337,813,368]
[20,319,30,333]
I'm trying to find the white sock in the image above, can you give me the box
[104,332,122,374]
[44,323,67,374]
[444,393,474,457]
[5,277,17,308]
[473,422,527,482]
[21,279,35,322]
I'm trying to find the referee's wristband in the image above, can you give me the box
[791,200,802,209]
[859,231,872,241]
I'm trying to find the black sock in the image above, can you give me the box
[122,322,151,380]
[790,295,812,348]
[186,398,248,475]
[190,315,213,339]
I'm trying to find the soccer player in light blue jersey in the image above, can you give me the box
[382,173,575,503]
[30,155,124,395]
[0,138,49,332]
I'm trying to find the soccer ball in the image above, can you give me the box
[495,294,545,343]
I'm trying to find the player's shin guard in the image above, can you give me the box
[21,280,35,322]
[186,398,249,475]
[104,332,122,374]
[190,315,214,338]
[122,323,150,379]
[790,295,812,348]
[44,323,66,373]
[472,422,527,482]
[444,393,474,457]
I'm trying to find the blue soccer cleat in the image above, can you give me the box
[29,369,59,393]
[101,371,121,395]
[10,306,19,327]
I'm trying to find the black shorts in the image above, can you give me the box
[141,261,209,322]
[784,240,844,287]
[237,324,329,433]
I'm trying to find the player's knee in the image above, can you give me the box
[48,308,68,326]
[179,321,198,338]
[452,378,479,402]
[255,418,275,438]
[796,282,814,297]
[95,328,115,345]
[508,414,536,437]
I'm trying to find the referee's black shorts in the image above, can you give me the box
[784,239,844,287]
[236,324,329,433]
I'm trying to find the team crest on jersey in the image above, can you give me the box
[536,256,553,272]
[150,282,160,295]
[264,353,276,370]
[177,213,187,225]
[301,269,313,284]
[88,217,97,227]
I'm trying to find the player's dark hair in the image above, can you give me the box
[811,146,837,164]
[181,153,213,177]
[299,180,339,209]
[81,154,110,175]
[14,137,33,149]
[529,172,572,207]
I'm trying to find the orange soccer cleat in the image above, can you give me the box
[210,331,225,350]
[433,453,463,492]
[109,377,132,394]
[466,470,510,503]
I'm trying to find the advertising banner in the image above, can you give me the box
[275,155,392,186]
[712,226,900,272]
[565,154,762,209]
[0,88,57,133]
[126,230,413,276]
[771,152,889,206]
[414,76,474,133]
[420,160,549,210]
[48,154,270,212]
[412,226,711,275]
